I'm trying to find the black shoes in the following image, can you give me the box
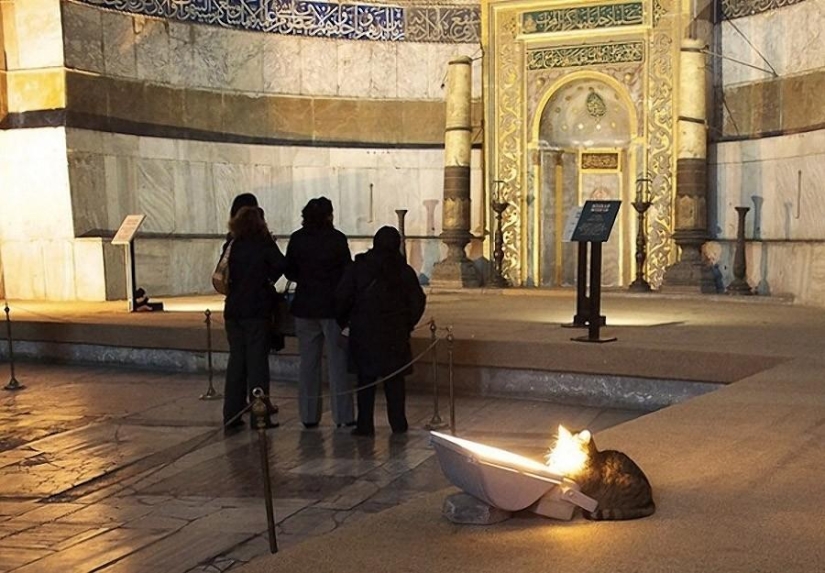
[223,418,245,433]
[303,422,319,429]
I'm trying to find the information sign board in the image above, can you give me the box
[570,201,621,243]
[112,215,146,245]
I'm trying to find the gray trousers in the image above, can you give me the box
[295,317,354,425]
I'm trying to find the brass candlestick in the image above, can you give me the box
[491,180,510,288]
[629,177,652,293]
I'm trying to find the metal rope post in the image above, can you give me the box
[447,327,455,435]
[200,309,222,400]
[3,303,24,391]
[252,387,278,554]
[425,319,447,430]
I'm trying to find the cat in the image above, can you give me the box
[548,428,656,521]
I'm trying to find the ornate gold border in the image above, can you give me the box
[484,0,678,288]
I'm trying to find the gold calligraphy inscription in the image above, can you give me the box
[522,2,643,34]
[527,41,644,70]
[581,152,619,170]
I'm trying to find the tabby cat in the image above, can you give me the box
[551,429,656,521]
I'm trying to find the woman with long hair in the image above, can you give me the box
[285,197,354,429]
[223,205,286,430]
[335,226,426,436]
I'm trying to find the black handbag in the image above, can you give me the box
[270,282,295,351]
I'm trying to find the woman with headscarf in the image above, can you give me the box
[285,197,354,429]
[222,205,286,431]
[335,226,426,436]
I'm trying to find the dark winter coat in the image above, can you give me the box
[285,226,351,319]
[334,250,426,378]
[223,235,286,320]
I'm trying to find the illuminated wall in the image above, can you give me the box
[710,0,825,303]
[0,0,483,300]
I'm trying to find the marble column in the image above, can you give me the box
[663,38,712,291]
[431,56,480,288]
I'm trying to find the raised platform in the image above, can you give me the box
[0,289,804,411]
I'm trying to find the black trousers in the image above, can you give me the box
[224,318,270,424]
[355,373,408,434]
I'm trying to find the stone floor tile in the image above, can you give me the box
[94,523,251,573]
[1,522,108,551]
[57,498,155,526]
[7,503,87,525]
[122,514,190,530]
[0,546,53,571]
[0,500,38,518]
[314,478,381,511]
[11,528,168,573]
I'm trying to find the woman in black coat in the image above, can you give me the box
[223,206,286,430]
[335,226,426,436]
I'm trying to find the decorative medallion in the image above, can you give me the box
[585,89,607,119]
[522,2,643,34]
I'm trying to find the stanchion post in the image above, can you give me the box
[447,327,455,435]
[425,319,447,430]
[252,388,278,554]
[200,309,222,400]
[3,303,24,391]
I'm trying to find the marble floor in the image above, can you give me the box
[0,363,642,572]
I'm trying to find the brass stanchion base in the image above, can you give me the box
[199,386,223,400]
[425,414,448,431]
[3,377,25,391]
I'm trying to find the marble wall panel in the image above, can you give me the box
[136,159,176,233]
[167,21,196,88]
[68,151,108,236]
[73,238,107,300]
[212,162,257,231]
[262,34,301,95]
[43,239,77,300]
[720,1,825,87]
[9,0,63,70]
[102,9,137,79]
[418,168,444,237]
[103,155,138,230]
[0,241,47,299]
[174,161,214,234]
[0,128,74,241]
[133,238,170,295]
[191,25,264,93]
[710,129,825,241]
[329,148,379,169]
[337,40,368,98]
[62,0,103,73]
[371,42,398,99]
[300,38,338,96]
[396,43,430,99]
[337,167,377,236]
[135,17,172,84]
[169,239,220,295]
[372,166,417,231]
[259,166,296,235]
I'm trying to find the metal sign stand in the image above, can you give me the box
[111,215,163,312]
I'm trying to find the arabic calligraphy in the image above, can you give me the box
[527,42,644,70]
[722,0,807,19]
[405,7,480,43]
[581,153,619,170]
[522,2,643,34]
[77,0,409,41]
